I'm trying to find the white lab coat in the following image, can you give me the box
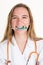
[0,36,43,65]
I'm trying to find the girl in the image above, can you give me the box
[0,3,43,65]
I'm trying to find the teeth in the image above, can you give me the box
[16,26,23,29]
[16,26,23,28]
[16,26,27,30]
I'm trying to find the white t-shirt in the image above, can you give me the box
[0,36,43,65]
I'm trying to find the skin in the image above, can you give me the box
[11,7,30,33]
[11,7,30,54]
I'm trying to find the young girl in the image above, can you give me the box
[0,3,43,65]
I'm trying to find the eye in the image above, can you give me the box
[12,16,17,19]
[22,16,27,19]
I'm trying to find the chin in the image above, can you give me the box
[15,30,27,33]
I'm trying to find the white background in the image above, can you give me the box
[0,0,43,41]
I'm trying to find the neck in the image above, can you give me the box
[14,32,28,54]
[14,32,28,44]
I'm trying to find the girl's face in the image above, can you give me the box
[11,7,30,33]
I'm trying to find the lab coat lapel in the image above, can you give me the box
[23,38,35,61]
[11,36,26,65]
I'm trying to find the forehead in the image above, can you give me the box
[13,7,29,15]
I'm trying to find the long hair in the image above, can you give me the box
[1,3,43,42]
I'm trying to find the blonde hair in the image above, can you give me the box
[1,3,43,42]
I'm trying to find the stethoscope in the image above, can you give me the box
[26,40,39,65]
[6,26,39,65]
[6,39,39,65]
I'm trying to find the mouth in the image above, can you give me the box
[15,26,28,30]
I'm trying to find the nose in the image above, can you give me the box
[17,18,23,24]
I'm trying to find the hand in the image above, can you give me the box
[36,61,39,65]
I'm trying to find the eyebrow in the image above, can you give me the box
[12,15,28,17]
[22,15,28,17]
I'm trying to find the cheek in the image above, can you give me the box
[24,19,30,26]
[11,20,17,26]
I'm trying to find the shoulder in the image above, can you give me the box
[36,39,43,47]
[0,40,8,62]
[0,39,8,47]
[0,40,8,56]
[36,39,43,53]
